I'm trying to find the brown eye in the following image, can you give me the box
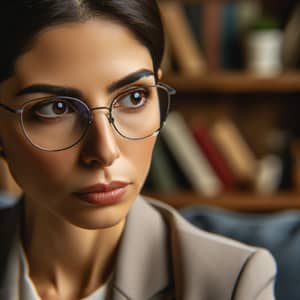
[130,91,145,105]
[114,88,150,109]
[53,101,68,115]
[30,99,76,119]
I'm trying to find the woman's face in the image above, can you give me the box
[0,18,158,229]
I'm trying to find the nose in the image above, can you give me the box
[80,111,120,167]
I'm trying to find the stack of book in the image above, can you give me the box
[145,111,283,197]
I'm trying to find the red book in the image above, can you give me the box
[192,125,237,189]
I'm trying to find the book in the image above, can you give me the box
[221,2,242,70]
[159,1,206,74]
[183,3,203,47]
[202,1,223,71]
[210,119,258,184]
[161,111,222,196]
[147,137,179,194]
[255,154,283,194]
[192,124,237,189]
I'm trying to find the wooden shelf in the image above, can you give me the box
[146,192,300,212]
[164,72,300,93]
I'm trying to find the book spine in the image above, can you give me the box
[159,1,205,74]
[192,126,236,189]
[148,137,179,194]
[210,119,258,183]
[161,112,222,196]
[221,2,241,70]
[202,1,223,71]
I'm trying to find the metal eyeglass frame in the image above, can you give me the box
[0,82,176,151]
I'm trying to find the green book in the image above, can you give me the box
[147,137,179,194]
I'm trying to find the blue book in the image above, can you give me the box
[221,2,242,70]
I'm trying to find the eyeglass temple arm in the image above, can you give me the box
[0,102,20,114]
[157,82,176,96]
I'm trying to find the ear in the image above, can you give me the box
[157,68,163,81]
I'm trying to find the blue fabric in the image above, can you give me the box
[180,205,300,300]
[0,193,18,208]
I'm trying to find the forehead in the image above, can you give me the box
[11,18,153,92]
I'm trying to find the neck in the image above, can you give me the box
[21,200,125,299]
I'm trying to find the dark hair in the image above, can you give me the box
[0,0,164,82]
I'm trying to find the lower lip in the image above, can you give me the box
[75,186,128,206]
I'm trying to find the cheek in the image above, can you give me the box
[122,137,156,185]
[4,133,77,196]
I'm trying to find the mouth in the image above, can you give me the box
[73,181,129,206]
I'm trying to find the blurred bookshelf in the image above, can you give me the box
[142,0,300,212]
[164,72,300,93]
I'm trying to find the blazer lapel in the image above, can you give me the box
[0,199,22,299]
[111,196,173,300]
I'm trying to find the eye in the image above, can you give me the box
[31,99,76,118]
[114,88,150,110]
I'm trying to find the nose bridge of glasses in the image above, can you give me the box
[90,106,112,123]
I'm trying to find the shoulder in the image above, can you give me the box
[140,195,276,300]
[143,195,256,253]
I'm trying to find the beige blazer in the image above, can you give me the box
[0,196,276,300]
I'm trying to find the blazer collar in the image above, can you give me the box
[111,196,172,300]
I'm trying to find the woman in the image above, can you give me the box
[0,1,276,299]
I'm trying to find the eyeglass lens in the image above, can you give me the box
[20,85,170,151]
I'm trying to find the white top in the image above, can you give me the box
[5,236,110,300]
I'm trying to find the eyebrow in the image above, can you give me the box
[108,69,154,93]
[15,69,155,98]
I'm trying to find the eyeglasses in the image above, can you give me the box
[0,83,176,152]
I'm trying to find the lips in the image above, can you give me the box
[74,181,129,206]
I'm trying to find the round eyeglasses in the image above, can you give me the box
[0,83,176,151]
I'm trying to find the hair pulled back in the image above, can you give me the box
[0,0,164,82]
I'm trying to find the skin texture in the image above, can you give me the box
[0,18,160,299]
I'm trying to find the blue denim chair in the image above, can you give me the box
[180,205,300,300]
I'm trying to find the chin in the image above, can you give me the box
[73,217,125,230]
[64,203,130,230]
